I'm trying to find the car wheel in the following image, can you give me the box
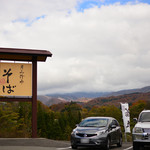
[71,145,77,149]
[105,137,110,150]
[133,142,140,150]
[117,136,122,147]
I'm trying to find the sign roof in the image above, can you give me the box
[0,47,52,62]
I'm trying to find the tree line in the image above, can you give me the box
[0,100,149,140]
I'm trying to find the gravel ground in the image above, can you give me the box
[0,138,70,148]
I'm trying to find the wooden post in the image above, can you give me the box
[32,57,37,138]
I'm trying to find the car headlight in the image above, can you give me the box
[71,129,78,135]
[133,127,143,133]
[96,130,106,136]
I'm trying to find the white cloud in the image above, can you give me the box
[0,1,150,94]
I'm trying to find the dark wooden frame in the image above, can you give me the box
[0,47,52,138]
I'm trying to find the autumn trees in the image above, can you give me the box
[0,99,149,140]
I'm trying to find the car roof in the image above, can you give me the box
[140,110,150,113]
[84,117,115,120]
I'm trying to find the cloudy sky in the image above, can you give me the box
[1,0,150,95]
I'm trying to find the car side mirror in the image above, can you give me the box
[133,118,137,123]
[76,124,79,127]
[110,124,116,129]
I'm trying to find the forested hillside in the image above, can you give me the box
[38,86,150,106]
[0,99,150,140]
[84,92,150,108]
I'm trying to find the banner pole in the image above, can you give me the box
[124,132,127,142]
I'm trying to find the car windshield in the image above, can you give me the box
[139,112,150,122]
[79,118,108,127]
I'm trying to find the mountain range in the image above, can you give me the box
[37,86,150,106]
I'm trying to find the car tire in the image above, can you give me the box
[117,136,122,147]
[71,145,77,149]
[133,142,140,150]
[105,137,110,150]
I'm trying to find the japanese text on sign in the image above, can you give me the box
[0,63,32,96]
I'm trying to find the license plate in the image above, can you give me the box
[80,139,89,143]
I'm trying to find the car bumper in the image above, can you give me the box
[132,133,150,143]
[71,135,107,147]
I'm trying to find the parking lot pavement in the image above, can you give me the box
[0,138,70,148]
[0,138,71,150]
[0,138,134,150]
[0,146,58,150]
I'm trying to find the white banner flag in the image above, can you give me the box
[120,103,130,133]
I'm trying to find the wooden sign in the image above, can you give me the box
[0,62,32,96]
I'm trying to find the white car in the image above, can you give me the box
[132,110,150,150]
